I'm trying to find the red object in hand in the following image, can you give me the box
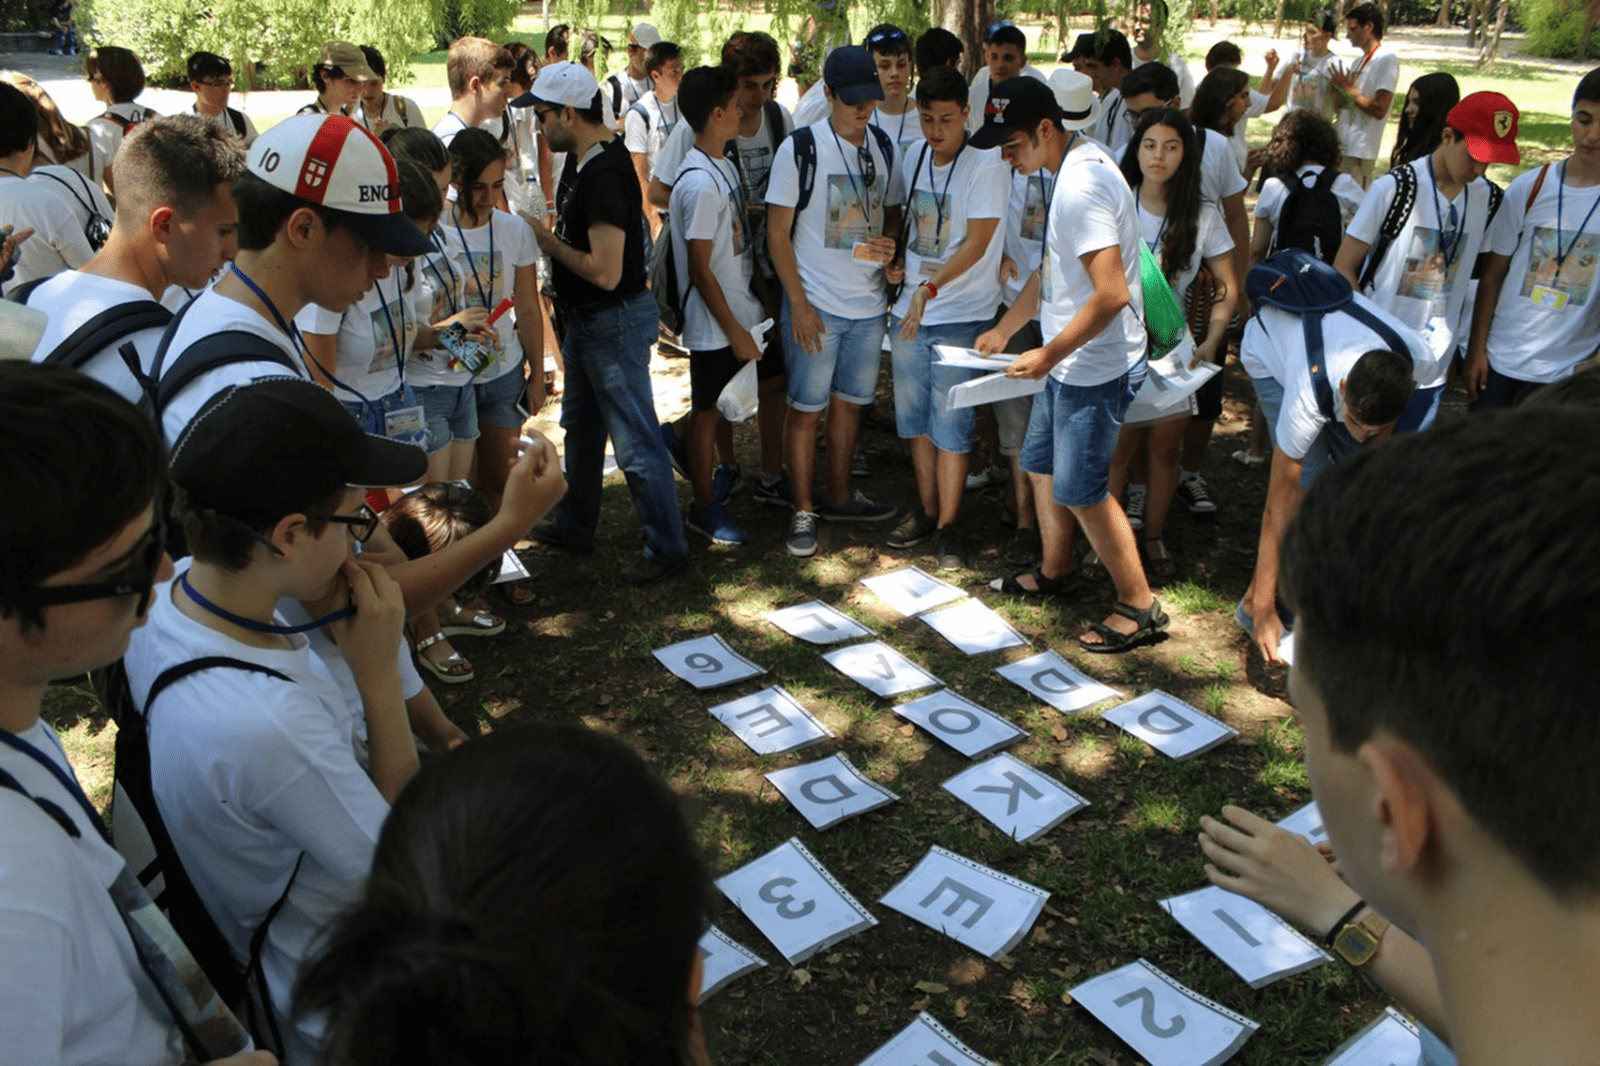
[486,296,515,326]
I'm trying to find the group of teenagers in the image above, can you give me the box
[1,10,1600,1066]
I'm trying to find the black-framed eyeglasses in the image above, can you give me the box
[10,509,168,617]
[866,27,909,47]
[533,106,560,124]
[983,20,1017,43]
[326,504,379,543]
[1125,107,1150,127]
[196,77,233,89]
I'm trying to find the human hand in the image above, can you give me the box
[1191,340,1218,369]
[441,306,493,345]
[1463,348,1489,400]
[528,214,555,253]
[501,429,566,529]
[730,326,762,363]
[999,255,1018,285]
[973,326,1012,356]
[884,258,906,286]
[790,300,825,356]
[1250,598,1288,664]
[1198,805,1361,937]
[1,224,34,268]
[896,286,927,340]
[1004,346,1055,380]
[327,558,406,684]
[1264,48,1280,72]
[866,235,898,265]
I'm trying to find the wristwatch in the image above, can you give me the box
[1323,901,1390,966]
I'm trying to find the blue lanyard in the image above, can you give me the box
[827,123,876,235]
[1554,160,1600,280]
[1426,157,1464,273]
[693,147,744,212]
[1138,199,1168,253]
[874,106,910,148]
[232,262,375,408]
[425,232,460,316]
[453,207,496,309]
[375,272,409,385]
[926,142,965,251]
[0,728,111,844]
[1036,134,1078,274]
[180,571,354,633]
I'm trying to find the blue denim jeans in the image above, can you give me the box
[1019,370,1141,509]
[889,316,992,453]
[1250,374,1357,490]
[553,291,687,563]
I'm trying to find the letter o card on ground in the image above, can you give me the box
[1070,958,1259,1066]
[764,753,898,829]
[1159,885,1331,988]
[764,600,875,645]
[942,752,1088,842]
[996,650,1118,713]
[894,690,1027,758]
[860,566,966,617]
[716,837,878,964]
[1102,690,1239,761]
[879,845,1049,959]
[1323,1007,1421,1065]
[698,926,767,1001]
[653,634,764,689]
[823,640,941,698]
[858,1012,997,1066]
[708,686,834,756]
[920,599,1029,655]
[1277,801,1329,847]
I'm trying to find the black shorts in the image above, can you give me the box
[690,346,743,411]
[1192,366,1225,420]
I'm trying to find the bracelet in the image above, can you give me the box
[920,280,938,299]
[1322,899,1367,947]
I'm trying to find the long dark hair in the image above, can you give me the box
[1190,66,1249,137]
[1121,107,1204,284]
[1390,72,1459,168]
[447,126,504,226]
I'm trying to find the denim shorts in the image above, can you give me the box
[782,298,885,412]
[413,382,479,454]
[1250,374,1354,490]
[994,311,1044,456]
[474,364,528,430]
[1019,370,1140,508]
[889,316,991,454]
[338,384,430,451]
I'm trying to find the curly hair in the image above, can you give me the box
[1262,108,1341,176]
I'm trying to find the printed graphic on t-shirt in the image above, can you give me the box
[1396,226,1462,303]
[737,143,775,203]
[1291,58,1336,119]
[825,175,877,249]
[1520,226,1600,309]
[728,190,747,257]
[1020,180,1047,242]
[455,250,498,308]
[909,188,950,259]
[365,304,403,375]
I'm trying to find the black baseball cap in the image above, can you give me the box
[969,77,1062,149]
[824,46,885,105]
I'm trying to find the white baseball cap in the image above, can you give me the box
[513,60,600,110]
[246,114,431,256]
[629,23,662,49]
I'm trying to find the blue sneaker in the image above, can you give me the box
[687,502,748,545]
[659,422,688,479]
[785,510,818,557]
[713,462,743,503]
[817,489,895,524]
[752,470,793,508]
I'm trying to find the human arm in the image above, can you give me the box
[1257,51,1285,113]
[1250,207,1275,265]
[513,261,545,411]
[765,203,824,356]
[530,217,626,291]
[1464,251,1511,399]
[688,236,762,361]
[1222,190,1251,313]
[404,687,468,752]
[301,331,340,390]
[1332,63,1394,120]
[1249,444,1307,662]
[1264,59,1294,113]
[896,216,1001,340]
[537,138,554,214]
[412,305,492,352]
[631,153,661,240]
[1006,243,1131,379]
[1333,235,1370,288]
[1194,250,1239,366]
[976,270,1041,354]
[648,176,673,211]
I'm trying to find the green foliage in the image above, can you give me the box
[437,0,524,47]
[635,0,932,77]
[3,0,57,33]
[1516,0,1595,58]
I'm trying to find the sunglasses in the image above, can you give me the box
[13,509,167,618]
[866,27,909,47]
[982,20,1017,43]
[326,504,380,543]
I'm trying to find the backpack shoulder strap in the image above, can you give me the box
[1302,309,1335,420]
[867,123,894,171]
[225,106,246,139]
[39,300,172,371]
[791,125,818,215]
[1526,162,1551,212]
[608,75,623,115]
[6,275,49,305]
[1313,164,1340,191]
[764,99,785,153]
[152,331,300,419]
[629,100,651,131]
[144,656,293,717]
[0,763,82,838]
[394,95,410,124]
[1341,300,1414,367]
[1485,177,1505,225]
[1358,163,1418,291]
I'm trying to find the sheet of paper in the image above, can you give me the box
[894,689,1028,758]
[1101,690,1239,761]
[491,546,531,585]
[947,370,1047,410]
[652,633,765,690]
[765,753,898,829]
[860,566,966,617]
[879,845,1049,959]
[716,837,879,964]
[764,600,876,645]
[1276,801,1329,847]
[708,686,834,756]
[1160,885,1331,989]
[942,752,1089,842]
[996,650,1119,713]
[823,640,941,698]
[1323,1007,1421,1065]
[920,598,1029,656]
[1070,958,1260,1066]
[857,1012,998,1066]
[932,344,1017,371]
[698,926,767,1001]
[1124,349,1222,425]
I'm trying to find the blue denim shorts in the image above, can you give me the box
[413,382,479,454]
[338,384,430,451]
[782,299,885,412]
[1250,374,1355,490]
[474,364,528,430]
[889,316,992,454]
[1019,370,1139,508]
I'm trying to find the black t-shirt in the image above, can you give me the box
[552,136,646,310]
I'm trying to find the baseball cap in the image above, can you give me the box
[246,115,432,256]
[1062,32,1097,61]
[823,46,885,106]
[970,77,1063,149]
[317,41,379,82]
[1449,91,1521,165]
[512,60,600,109]
[629,23,662,49]
[171,378,427,524]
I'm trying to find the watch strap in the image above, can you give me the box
[1323,899,1367,948]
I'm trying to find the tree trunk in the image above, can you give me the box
[1580,0,1600,60]
[944,0,993,83]
[1273,0,1289,38]
[1435,0,1453,27]
[1479,0,1509,64]
[1465,0,1482,46]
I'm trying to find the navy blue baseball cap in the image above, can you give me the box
[824,46,885,105]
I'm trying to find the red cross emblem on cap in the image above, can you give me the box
[301,157,330,190]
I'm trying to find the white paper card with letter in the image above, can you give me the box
[1070,958,1259,1066]
[764,600,875,645]
[823,640,941,698]
[996,650,1119,713]
[698,926,767,1000]
[942,752,1088,842]
[1277,801,1329,847]
[716,837,879,964]
[860,566,966,617]
[879,845,1049,959]
[858,1012,998,1066]
[1323,1007,1421,1065]
[1159,885,1331,988]
[708,686,834,756]
[1102,690,1239,761]
[765,753,899,829]
[920,599,1029,655]
[894,690,1027,758]
[653,634,765,689]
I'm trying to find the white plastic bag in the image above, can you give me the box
[716,319,772,423]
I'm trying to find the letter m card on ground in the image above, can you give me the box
[879,845,1049,959]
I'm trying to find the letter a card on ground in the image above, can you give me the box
[860,566,966,617]
[920,598,1029,655]
[708,686,834,755]
[1102,690,1239,760]
[942,752,1089,842]
[823,640,941,698]
[698,926,767,1001]
[858,1012,997,1066]
[653,634,765,689]
[764,600,875,645]
[1070,958,1259,1066]
[716,837,879,964]
[879,845,1049,959]
[765,753,899,829]
[1159,885,1331,988]
[1323,1007,1421,1065]
[894,689,1027,758]
[996,650,1119,713]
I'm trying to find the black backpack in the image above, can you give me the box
[7,277,172,371]
[32,166,113,250]
[1271,166,1345,264]
[134,296,301,427]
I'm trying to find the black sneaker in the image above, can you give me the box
[817,490,895,524]
[851,448,871,478]
[752,471,793,508]
[886,508,936,549]
[1177,474,1218,515]
[935,526,967,570]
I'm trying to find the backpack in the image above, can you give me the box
[99,107,148,134]
[1357,164,1507,289]
[7,279,172,370]
[650,164,716,335]
[607,74,625,120]
[32,166,112,250]
[1248,248,1414,419]
[787,121,895,222]
[134,296,301,427]
[628,100,653,134]
[1271,166,1345,264]
[224,106,247,140]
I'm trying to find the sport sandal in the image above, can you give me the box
[1077,598,1170,654]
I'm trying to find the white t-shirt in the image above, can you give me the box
[0,721,186,1066]
[353,93,427,133]
[1101,87,1131,157]
[428,209,538,384]
[671,152,763,351]
[870,102,925,158]
[190,103,258,148]
[1484,161,1600,382]
[606,70,650,125]
[765,119,905,320]
[1198,127,1248,209]
[1039,139,1146,385]
[86,102,158,189]
[1227,88,1270,174]
[431,110,472,148]
[791,79,830,130]
[966,64,1052,134]
[1347,158,1492,381]
[1002,167,1052,307]
[624,90,681,181]
[1255,164,1366,236]
[295,268,418,401]
[26,271,167,402]
[1287,49,1341,121]
[409,235,472,387]
[1336,44,1399,162]
[124,577,390,1066]
[0,170,95,296]
[1239,295,1431,458]
[1137,199,1234,307]
[890,142,1007,324]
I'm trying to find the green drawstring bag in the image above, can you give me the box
[1137,242,1188,359]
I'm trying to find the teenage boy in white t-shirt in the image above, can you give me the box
[606,22,660,130]
[973,73,1164,653]
[1063,29,1134,154]
[1338,92,1521,429]
[1266,8,1343,122]
[625,40,683,242]
[767,45,904,557]
[1330,2,1398,189]
[882,66,1007,569]
[432,37,514,148]
[1466,70,1600,408]
[352,46,427,135]
[967,21,1051,135]
[186,52,257,148]
[865,24,923,156]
